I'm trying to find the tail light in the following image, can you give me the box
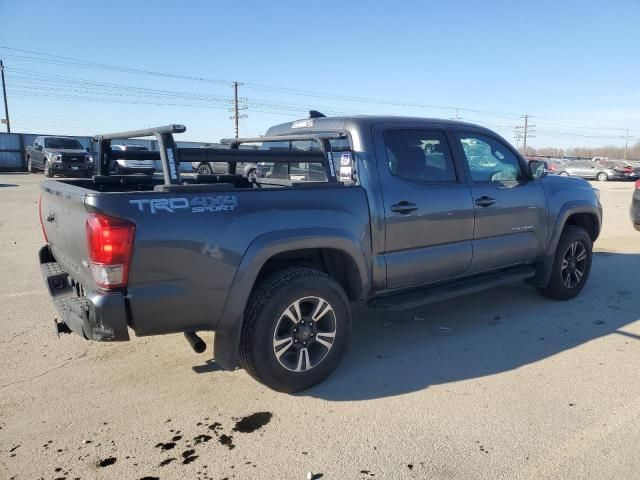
[86,213,135,289]
[38,194,48,243]
[635,179,640,190]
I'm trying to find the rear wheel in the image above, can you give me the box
[596,172,608,182]
[559,171,569,176]
[240,268,351,392]
[197,163,213,175]
[537,225,592,300]
[44,160,53,178]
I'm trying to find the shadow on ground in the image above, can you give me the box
[0,183,18,188]
[299,252,640,401]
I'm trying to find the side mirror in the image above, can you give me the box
[529,160,547,179]
[86,147,91,153]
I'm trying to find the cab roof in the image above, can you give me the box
[265,114,488,137]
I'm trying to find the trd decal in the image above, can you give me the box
[129,195,238,214]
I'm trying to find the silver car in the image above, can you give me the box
[111,145,155,174]
[557,159,626,181]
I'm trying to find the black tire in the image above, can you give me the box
[240,267,351,393]
[44,160,53,178]
[27,157,36,173]
[596,172,608,182]
[537,225,592,300]
[559,171,569,176]
[196,163,213,175]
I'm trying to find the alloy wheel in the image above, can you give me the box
[561,241,587,288]
[272,296,337,372]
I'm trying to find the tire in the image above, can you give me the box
[596,172,608,182]
[240,267,351,393]
[44,160,53,178]
[197,163,213,175]
[537,225,592,300]
[27,157,36,173]
[559,171,569,177]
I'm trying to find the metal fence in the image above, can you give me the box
[0,131,225,172]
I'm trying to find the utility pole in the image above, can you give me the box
[0,60,10,133]
[515,114,535,155]
[624,129,629,161]
[229,81,247,139]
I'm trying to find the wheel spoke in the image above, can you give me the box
[294,347,311,372]
[574,268,584,282]
[282,299,303,324]
[570,242,577,256]
[576,249,586,262]
[273,337,294,360]
[315,330,336,349]
[561,259,569,269]
[312,299,332,322]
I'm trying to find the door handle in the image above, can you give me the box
[391,201,418,214]
[475,196,496,207]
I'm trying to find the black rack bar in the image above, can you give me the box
[90,125,347,187]
[93,124,185,185]
[227,133,347,183]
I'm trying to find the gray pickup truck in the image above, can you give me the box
[26,136,93,177]
[38,115,602,392]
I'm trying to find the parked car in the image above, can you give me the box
[192,145,258,179]
[38,116,601,392]
[631,179,640,231]
[26,136,93,177]
[111,145,155,174]
[556,159,627,181]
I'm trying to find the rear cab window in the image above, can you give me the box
[258,138,352,182]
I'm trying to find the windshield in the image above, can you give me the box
[44,137,84,150]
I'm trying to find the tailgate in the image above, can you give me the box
[40,180,95,290]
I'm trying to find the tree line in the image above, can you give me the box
[522,141,640,160]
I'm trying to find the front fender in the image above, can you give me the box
[213,227,371,370]
[531,202,601,287]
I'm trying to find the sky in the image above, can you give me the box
[1,0,639,149]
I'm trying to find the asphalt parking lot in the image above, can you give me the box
[1,172,639,480]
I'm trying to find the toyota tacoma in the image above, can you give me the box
[38,115,602,392]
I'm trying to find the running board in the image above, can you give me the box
[369,265,536,311]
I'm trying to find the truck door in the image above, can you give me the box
[450,130,548,273]
[373,125,475,289]
[33,137,43,168]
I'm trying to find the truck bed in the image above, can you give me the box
[40,174,370,341]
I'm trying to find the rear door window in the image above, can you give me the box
[383,129,456,183]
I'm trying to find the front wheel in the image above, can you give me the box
[240,268,351,393]
[27,157,36,173]
[44,160,53,178]
[537,225,592,300]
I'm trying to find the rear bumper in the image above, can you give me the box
[39,245,130,341]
